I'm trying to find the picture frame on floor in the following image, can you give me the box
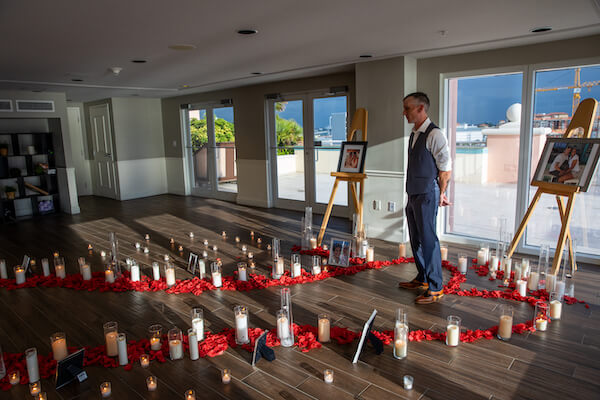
[187,253,198,274]
[328,238,351,267]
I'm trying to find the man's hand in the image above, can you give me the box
[439,192,452,207]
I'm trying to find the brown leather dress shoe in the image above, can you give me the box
[415,289,444,304]
[398,279,429,290]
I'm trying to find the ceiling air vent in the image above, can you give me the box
[16,100,55,112]
[0,100,12,111]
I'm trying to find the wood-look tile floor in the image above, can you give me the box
[0,195,599,399]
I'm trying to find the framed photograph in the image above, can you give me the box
[328,238,351,267]
[532,138,600,192]
[187,253,199,274]
[337,141,367,173]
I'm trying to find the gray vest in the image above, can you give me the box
[406,122,439,195]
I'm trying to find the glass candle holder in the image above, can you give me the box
[105,264,116,284]
[565,274,575,297]
[445,316,461,346]
[100,381,111,398]
[29,381,42,395]
[394,325,408,359]
[549,292,562,320]
[440,244,448,261]
[273,257,284,279]
[516,279,527,297]
[211,262,222,288]
[497,305,513,341]
[145,233,151,241]
[247,251,254,260]
[458,253,468,274]
[188,328,199,360]
[165,263,176,287]
[140,353,150,368]
[104,321,119,357]
[312,255,321,275]
[78,257,92,281]
[323,369,334,384]
[185,389,196,399]
[146,375,157,391]
[152,262,161,280]
[527,262,540,291]
[534,302,549,332]
[54,257,66,279]
[502,256,512,276]
[149,324,162,351]
[50,332,68,361]
[490,251,499,272]
[366,246,374,262]
[168,327,184,360]
[40,258,49,277]
[277,309,292,344]
[25,347,39,383]
[117,333,128,366]
[537,245,549,290]
[291,254,302,278]
[130,260,141,281]
[403,375,414,390]
[521,258,530,278]
[14,265,26,285]
[396,307,408,331]
[36,392,47,400]
[237,262,248,282]
[272,238,280,260]
[318,313,330,343]
[221,368,231,384]
[9,370,19,385]
[398,242,407,258]
[310,237,317,249]
[234,305,250,344]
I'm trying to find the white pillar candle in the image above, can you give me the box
[117,333,128,365]
[394,339,407,358]
[318,316,330,343]
[440,246,448,261]
[235,313,249,344]
[366,247,374,262]
[528,272,539,291]
[51,335,68,361]
[152,262,160,280]
[55,264,66,279]
[490,256,499,272]
[516,280,527,297]
[0,259,7,279]
[149,336,161,351]
[14,266,26,284]
[105,269,115,284]
[25,348,39,383]
[535,318,548,331]
[212,271,222,288]
[310,237,317,249]
[503,257,512,275]
[81,264,92,281]
[165,267,176,287]
[188,330,199,360]
[277,315,291,341]
[550,300,562,320]
[169,339,183,360]
[192,319,204,341]
[546,275,556,293]
[446,324,460,346]
[477,250,486,266]
[292,262,302,277]
[498,315,513,340]
[458,256,468,274]
[238,266,247,281]
[274,258,284,278]
[130,263,140,282]
[105,331,119,357]
[398,243,406,258]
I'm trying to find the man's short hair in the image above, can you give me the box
[404,92,430,111]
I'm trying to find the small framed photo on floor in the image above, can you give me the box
[328,238,351,267]
[337,141,367,173]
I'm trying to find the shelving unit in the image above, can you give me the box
[0,132,59,222]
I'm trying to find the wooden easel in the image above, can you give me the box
[317,108,368,246]
[507,98,598,275]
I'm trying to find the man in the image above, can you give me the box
[548,146,571,182]
[398,92,452,304]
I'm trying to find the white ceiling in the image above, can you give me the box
[1,0,599,102]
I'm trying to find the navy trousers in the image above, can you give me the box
[405,185,443,292]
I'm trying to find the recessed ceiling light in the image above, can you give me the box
[71,78,83,82]
[168,44,197,51]
[237,29,258,35]
[251,72,262,75]
[131,59,147,63]
[531,26,552,33]
[359,54,373,58]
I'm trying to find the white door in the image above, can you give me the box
[89,104,118,199]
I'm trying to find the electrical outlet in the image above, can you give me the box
[388,201,396,212]
[372,200,381,211]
